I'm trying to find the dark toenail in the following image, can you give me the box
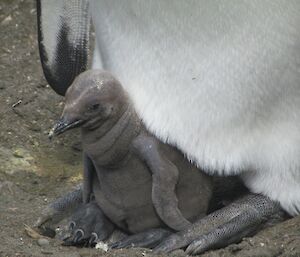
[69,221,76,230]
[89,232,98,246]
[91,232,98,241]
[74,229,84,243]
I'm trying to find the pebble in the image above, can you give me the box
[95,241,109,252]
[1,15,12,26]
[13,148,24,158]
[37,238,49,247]
[41,249,53,255]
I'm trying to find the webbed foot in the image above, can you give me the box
[110,228,171,249]
[62,202,114,247]
[154,194,285,255]
[35,185,83,236]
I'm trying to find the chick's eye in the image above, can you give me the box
[90,103,100,111]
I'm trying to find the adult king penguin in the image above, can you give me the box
[36,0,299,254]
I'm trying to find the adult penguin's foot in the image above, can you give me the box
[154,193,286,255]
[109,229,171,250]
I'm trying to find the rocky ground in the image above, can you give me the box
[0,0,299,256]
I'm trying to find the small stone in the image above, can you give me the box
[41,249,53,255]
[37,238,49,247]
[1,15,12,26]
[95,241,109,252]
[13,148,24,158]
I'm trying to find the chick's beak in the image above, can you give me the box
[48,117,84,139]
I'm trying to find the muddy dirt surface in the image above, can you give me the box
[0,1,299,256]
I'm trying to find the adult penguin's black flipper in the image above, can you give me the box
[36,0,90,96]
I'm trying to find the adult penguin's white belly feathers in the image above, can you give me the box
[90,0,300,215]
